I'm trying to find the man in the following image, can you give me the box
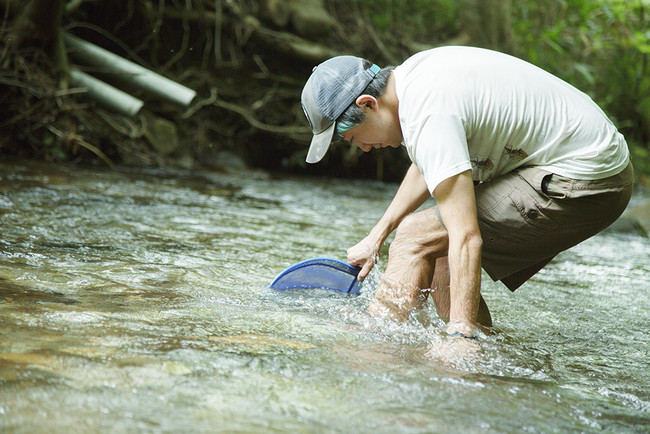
[300,47,633,339]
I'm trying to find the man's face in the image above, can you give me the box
[340,101,402,152]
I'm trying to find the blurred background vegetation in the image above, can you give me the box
[1,0,648,183]
[351,0,649,179]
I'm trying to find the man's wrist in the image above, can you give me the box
[371,220,392,244]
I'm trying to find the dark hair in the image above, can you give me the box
[335,60,395,136]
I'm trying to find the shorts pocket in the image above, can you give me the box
[541,173,572,199]
[509,184,561,231]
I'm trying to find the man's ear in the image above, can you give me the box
[355,94,377,111]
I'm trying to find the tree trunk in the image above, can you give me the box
[7,0,63,50]
[458,0,517,55]
[6,0,69,87]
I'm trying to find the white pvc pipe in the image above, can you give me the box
[64,33,197,106]
[69,69,144,117]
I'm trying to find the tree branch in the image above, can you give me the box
[213,98,309,136]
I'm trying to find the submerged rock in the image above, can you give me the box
[608,202,650,237]
[624,202,650,231]
[606,217,648,237]
[209,333,314,355]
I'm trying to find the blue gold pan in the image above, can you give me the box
[269,258,362,295]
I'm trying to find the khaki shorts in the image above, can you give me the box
[474,162,634,291]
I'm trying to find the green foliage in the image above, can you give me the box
[348,0,459,46]
[630,142,650,176]
[513,0,649,175]
[345,0,650,178]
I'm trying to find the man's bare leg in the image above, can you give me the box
[430,257,493,328]
[369,207,448,321]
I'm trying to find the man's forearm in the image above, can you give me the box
[375,163,430,236]
[433,170,484,336]
[447,234,483,333]
[348,164,431,279]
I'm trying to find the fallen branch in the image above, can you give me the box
[96,109,146,139]
[0,98,47,129]
[47,124,114,168]
[251,24,339,64]
[0,75,46,96]
[161,4,339,64]
[181,86,218,119]
[213,98,309,136]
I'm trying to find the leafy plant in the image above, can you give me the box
[513,0,649,176]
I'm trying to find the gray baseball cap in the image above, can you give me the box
[301,56,381,163]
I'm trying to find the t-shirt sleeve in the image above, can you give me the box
[408,114,472,194]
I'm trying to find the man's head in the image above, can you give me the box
[301,56,394,163]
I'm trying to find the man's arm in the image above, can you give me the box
[433,170,483,337]
[347,163,431,281]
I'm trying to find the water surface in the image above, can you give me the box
[0,160,648,433]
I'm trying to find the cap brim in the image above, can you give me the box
[305,122,336,164]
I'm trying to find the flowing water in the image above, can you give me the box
[0,159,648,433]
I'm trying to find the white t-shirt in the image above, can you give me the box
[393,46,630,194]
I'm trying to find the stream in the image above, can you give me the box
[0,159,648,433]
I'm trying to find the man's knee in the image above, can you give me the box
[390,211,448,259]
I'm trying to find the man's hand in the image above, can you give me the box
[426,334,482,364]
[347,235,381,281]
